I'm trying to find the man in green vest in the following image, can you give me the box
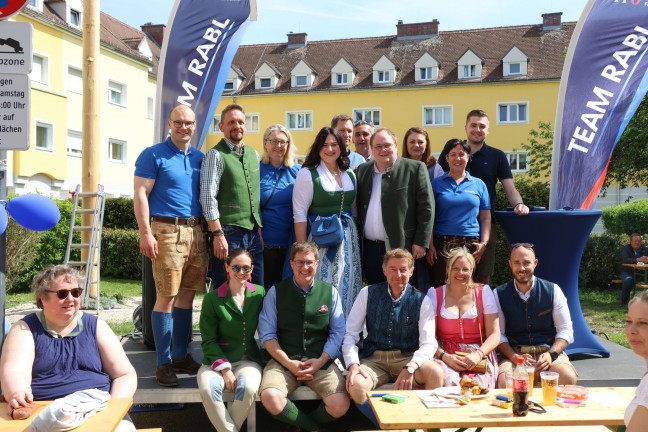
[200,103,263,287]
[258,242,349,431]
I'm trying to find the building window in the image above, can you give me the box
[295,75,308,87]
[35,121,53,151]
[147,97,154,120]
[419,67,437,81]
[506,151,529,172]
[508,63,521,75]
[211,115,222,134]
[287,112,313,130]
[108,138,126,163]
[67,66,82,94]
[29,54,49,85]
[259,78,271,89]
[353,108,381,127]
[108,80,127,107]
[423,106,452,127]
[498,102,528,124]
[377,71,390,83]
[69,9,81,26]
[246,113,260,133]
[336,73,349,85]
[224,80,235,92]
[67,130,82,157]
[463,64,477,79]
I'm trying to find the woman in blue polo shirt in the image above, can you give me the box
[259,124,301,288]
[428,139,491,288]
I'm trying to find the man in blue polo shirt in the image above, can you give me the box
[134,105,208,387]
[439,109,529,284]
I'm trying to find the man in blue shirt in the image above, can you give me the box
[258,242,349,431]
[620,233,648,303]
[439,110,529,284]
[134,105,207,387]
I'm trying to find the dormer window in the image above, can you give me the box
[332,58,356,87]
[463,65,477,78]
[225,66,245,93]
[502,46,529,78]
[457,49,483,80]
[509,63,521,75]
[255,62,280,91]
[259,78,271,89]
[223,80,235,92]
[290,60,316,89]
[70,9,81,26]
[415,53,440,83]
[336,73,349,85]
[295,75,307,87]
[372,55,397,85]
[377,71,390,82]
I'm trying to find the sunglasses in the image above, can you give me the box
[45,288,83,300]
[511,242,535,250]
[231,264,252,274]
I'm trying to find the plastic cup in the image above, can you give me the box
[504,371,513,398]
[525,366,535,396]
[540,371,559,405]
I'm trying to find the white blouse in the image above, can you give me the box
[292,164,356,223]
[626,372,648,426]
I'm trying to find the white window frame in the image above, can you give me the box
[335,73,349,85]
[245,113,260,133]
[29,52,49,85]
[259,77,272,89]
[108,138,127,163]
[508,62,522,75]
[463,64,477,79]
[223,80,235,92]
[67,129,82,157]
[286,111,313,131]
[497,101,529,124]
[353,108,381,127]
[69,8,81,27]
[34,120,54,152]
[377,70,390,83]
[422,105,453,127]
[211,115,222,134]
[67,65,82,94]
[108,79,127,107]
[147,97,154,120]
[294,75,308,87]
[27,0,41,11]
[506,151,529,173]
[419,66,437,81]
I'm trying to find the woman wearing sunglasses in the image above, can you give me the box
[197,248,265,432]
[0,265,137,431]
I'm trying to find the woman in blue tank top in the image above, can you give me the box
[0,265,137,430]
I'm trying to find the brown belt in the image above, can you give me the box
[152,216,205,228]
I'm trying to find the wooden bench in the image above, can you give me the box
[611,279,623,285]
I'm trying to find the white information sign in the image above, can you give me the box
[0,73,29,150]
[0,21,32,74]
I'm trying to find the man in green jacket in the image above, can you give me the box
[258,242,349,431]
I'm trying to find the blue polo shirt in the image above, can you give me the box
[438,143,512,205]
[260,161,301,246]
[134,137,204,217]
[432,172,490,237]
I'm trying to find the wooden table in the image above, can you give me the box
[368,387,634,431]
[623,263,648,285]
[0,398,132,432]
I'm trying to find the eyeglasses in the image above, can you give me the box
[511,242,535,250]
[267,139,288,147]
[354,120,374,127]
[172,120,196,129]
[373,143,394,152]
[231,264,253,274]
[45,288,83,300]
[293,259,318,267]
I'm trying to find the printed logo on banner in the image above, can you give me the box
[614,0,643,5]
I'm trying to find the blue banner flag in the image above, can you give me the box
[550,0,648,210]
[155,0,256,148]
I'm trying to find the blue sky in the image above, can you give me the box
[102,0,590,45]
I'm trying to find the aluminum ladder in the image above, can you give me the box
[63,184,106,311]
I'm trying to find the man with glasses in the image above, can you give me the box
[332,114,365,168]
[356,127,434,286]
[134,104,208,387]
[201,103,263,288]
[258,242,349,431]
[494,243,577,387]
[353,119,374,161]
[439,109,529,285]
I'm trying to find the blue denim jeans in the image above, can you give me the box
[621,271,635,303]
[210,225,264,288]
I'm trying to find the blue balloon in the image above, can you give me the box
[7,194,61,232]
[0,207,7,235]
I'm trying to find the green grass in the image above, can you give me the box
[108,320,137,337]
[579,289,629,349]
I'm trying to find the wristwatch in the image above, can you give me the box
[548,349,559,361]
[211,228,224,236]
[403,365,415,374]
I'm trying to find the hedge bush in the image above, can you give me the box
[579,233,627,291]
[101,228,141,279]
[104,197,137,230]
[601,200,648,235]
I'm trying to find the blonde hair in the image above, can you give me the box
[444,247,476,287]
[382,248,414,269]
[261,124,296,168]
[629,290,648,307]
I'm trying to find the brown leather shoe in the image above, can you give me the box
[172,353,201,374]
[156,363,179,387]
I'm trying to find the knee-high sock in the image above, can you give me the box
[171,306,192,360]
[272,399,321,431]
[355,401,379,428]
[151,311,172,367]
[310,402,337,424]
